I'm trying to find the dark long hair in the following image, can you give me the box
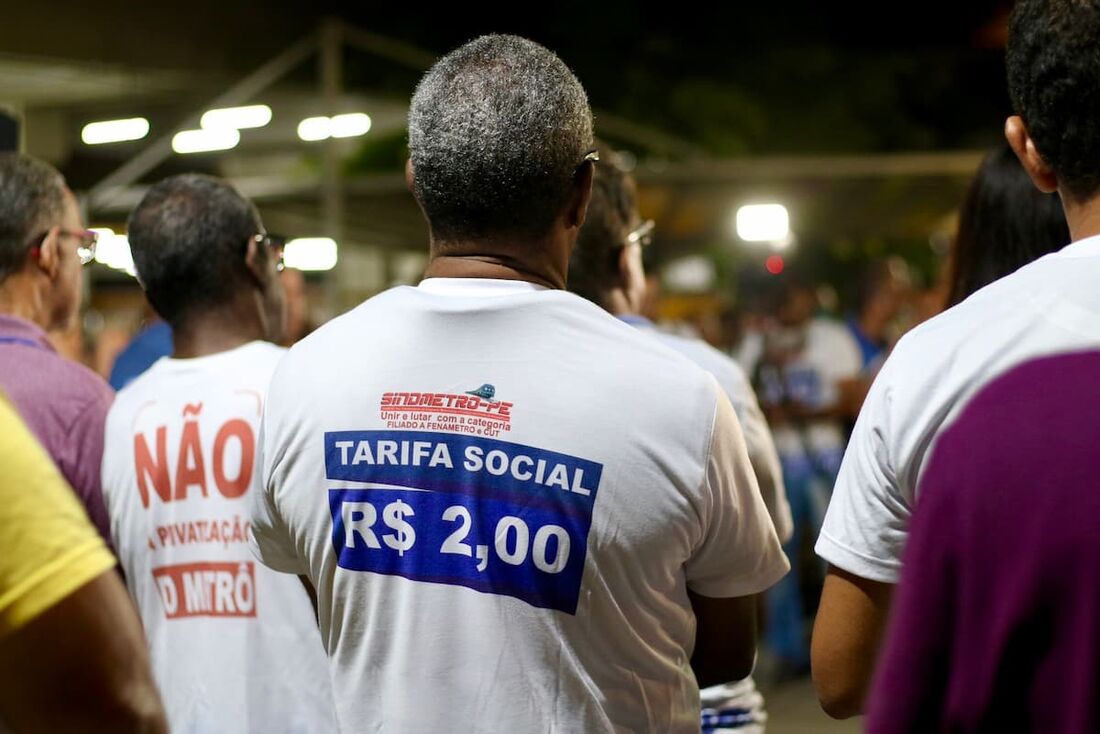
[946,143,1070,307]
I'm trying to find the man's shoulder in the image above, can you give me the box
[650,331,752,401]
[32,351,113,413]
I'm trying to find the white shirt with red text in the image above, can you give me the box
[102,342,335,733]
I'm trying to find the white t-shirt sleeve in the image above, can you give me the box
[248,397,308,575]
[815,364,910,584]
[685,386,790,598]
[726,368,793,545]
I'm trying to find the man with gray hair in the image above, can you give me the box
[0,153,113,541]
[251,34,787,732]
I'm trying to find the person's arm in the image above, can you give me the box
[686,386,790,685]
[0,397,165,732]
[812,351,913,716]
[689,591,758,686]
[61,385,115,544]
[811,567,893,719]
[0,571,167,733]
[249,383,309,576]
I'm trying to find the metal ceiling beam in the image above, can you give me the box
[86,31,318,212]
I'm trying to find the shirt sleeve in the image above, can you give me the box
[865,432,959,732]
[0,399,117,637]
[58,384,115,545]
[685,384,790,598]
[726,367,793,545]
[249,382,308,575]
[815,361,911,583]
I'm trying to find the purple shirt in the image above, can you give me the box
[867,351,1100,734]
[0,315,114,542]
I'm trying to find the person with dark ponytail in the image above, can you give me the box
[946,142,1069,307]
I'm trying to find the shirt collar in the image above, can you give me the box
[417,278,550,297]
[1055,233,1100,259]
[0,315,54,352]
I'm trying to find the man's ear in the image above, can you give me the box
[566,161,595,230]
[243,234,265,285]
[405,158,416,194]
[35,227,62,280]
[1005,116,1059,194]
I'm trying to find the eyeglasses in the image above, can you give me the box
[27,228,98,266]
[253,233,285,272]
[626,219,655,248]
[575,149,599,173]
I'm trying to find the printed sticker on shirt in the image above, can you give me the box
[379,384,512,436]
[152,561,257,619]
[325,430,601,614]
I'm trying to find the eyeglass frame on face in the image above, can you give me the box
[253,233,285,272]
[26,228,98,266]
[576,149,600,173]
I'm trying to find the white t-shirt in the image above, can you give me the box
[818,235,1100,583]
[102,342,336,733]
[623,317,792,731]
[623,316,792,545]
[250,278,789,733]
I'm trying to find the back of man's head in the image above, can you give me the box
[568,149,638,305]
[127,174,261,328]
[1007,0,1100,202]
[408,34,594,245]
[0,154,66,283]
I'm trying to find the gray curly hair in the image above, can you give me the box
[0,154,66,282]
[408,34,594,244]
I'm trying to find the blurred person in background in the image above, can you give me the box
[0,396,167,732]
[569,147,793,734]
[742,271,862,677]
[846,258,910,375]
[945,141,1070,308]
[108,307,172,390]
[813,0,1100,719]
[251,34,787,732]
[0,153,114,542]
[101,174,336,732]
[278,265,313,345]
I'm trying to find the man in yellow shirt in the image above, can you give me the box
[0,397,166,732]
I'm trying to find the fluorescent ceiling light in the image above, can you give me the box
[284,237,338,271]
[81,118,149,145]
[200,104,272,130]
[297,113,371,141]
[90,228,135,276]
[297,116,331,142]
[329,113,371,138]
[172,128,240,154]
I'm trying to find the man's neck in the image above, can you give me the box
[1065,194,1100,243]
[424,238,568,290]
[171,308,267,360]
[0,277,51,330]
